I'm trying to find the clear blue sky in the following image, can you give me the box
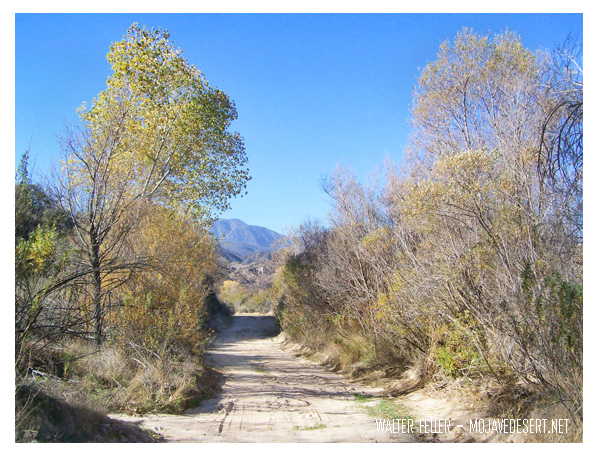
[15,13,582,233]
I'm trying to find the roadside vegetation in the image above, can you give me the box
[15,25,583,444]
[273,29,583,442]
[15,24,248,442]
[218,279,273,314]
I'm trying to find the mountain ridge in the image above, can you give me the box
[209,218,283,258]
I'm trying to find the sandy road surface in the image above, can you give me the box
[112,314,416,442]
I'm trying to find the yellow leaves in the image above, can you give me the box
[412,27,548,165]
[405,150,495,214]
[110,204,218,352]
[434,150,494,190]
[361,227,391,252]
[373,290,394,324]
[397,178,450,235]
[221,280,240,295]
[76,23,248,225]
[16,225,59,277]
[137,206,216,279]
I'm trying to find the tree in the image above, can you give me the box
[395,29,583,418]
[15,151,82,370]
[538,35,583,239]
[409,28,551,170]
[112,204,219,353]
[274,28,583,426]
[53,24,250,343]
[15,150,71,241]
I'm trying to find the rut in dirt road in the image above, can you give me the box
[112,315,416,443]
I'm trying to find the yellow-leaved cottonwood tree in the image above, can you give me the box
[53,24,250,344]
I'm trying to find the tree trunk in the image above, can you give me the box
[90,237,103,345]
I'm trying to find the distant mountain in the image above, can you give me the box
[210,219,283,258]
[210,219,283,289]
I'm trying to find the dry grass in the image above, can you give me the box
[416,375,583,443]
[513,403,582,443]
[15,383,159,442]
[17,336,224,433]
[281,329,582,443]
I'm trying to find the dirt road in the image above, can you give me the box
[112,314,416,442]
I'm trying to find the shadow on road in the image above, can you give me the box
[218,314,281,342]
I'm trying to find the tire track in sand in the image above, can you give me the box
[111,314,416,443]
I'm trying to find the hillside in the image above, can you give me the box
[210,219,283,259]
[210,219,283,289]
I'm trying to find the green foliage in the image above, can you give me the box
[353,393,369,403]
[521,264,583,349]
[15,152,71,242]
[16,225,60,279]
[433,334,483,379]
[364,400,412,422]
[50,22,251,345]
[272,249,331,344]
[517,264,583,401]
[293,423,326,431]
[16,149,30,185]
[15,219,72,371]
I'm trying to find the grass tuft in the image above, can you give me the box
[363,399,412,422]
[293,423,326,431]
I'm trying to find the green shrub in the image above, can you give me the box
[433,314,488,379]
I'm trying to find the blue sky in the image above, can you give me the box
[15,13,583,233]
